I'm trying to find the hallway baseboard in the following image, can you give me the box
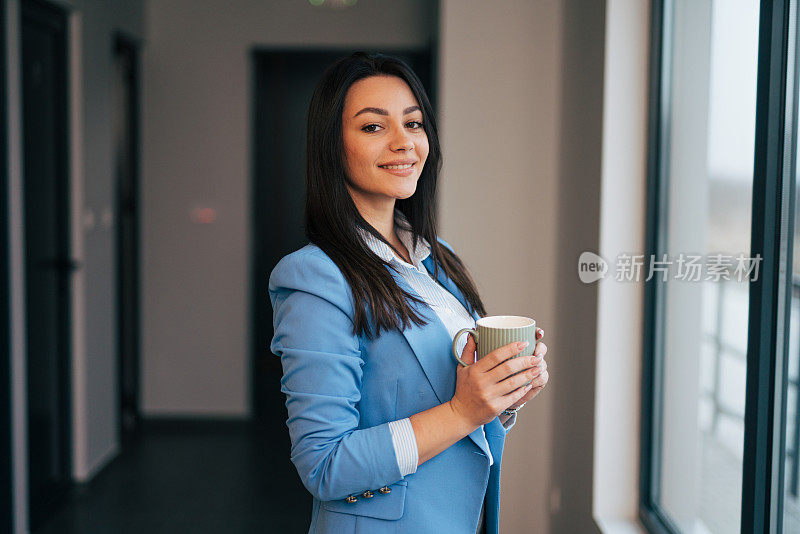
[140,416,252,434]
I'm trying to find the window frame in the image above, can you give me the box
[640,0,674,531]
[640,1,794,533]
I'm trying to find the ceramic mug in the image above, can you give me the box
[451,315,541,384]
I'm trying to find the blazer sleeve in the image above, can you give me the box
[269,249,403,502]
[502,412,517,432]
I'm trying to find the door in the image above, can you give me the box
[21,0,73,529]
[113,34,142,446]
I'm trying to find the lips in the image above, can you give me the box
[378,162,417,176]
[378,162,415,170]
[377,159,417,168]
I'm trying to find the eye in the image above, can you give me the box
[407,121,424,129]
[361,123,381,133]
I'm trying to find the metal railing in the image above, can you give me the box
[702,276,800,497]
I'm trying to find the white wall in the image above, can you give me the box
[141,0,435,416]
[593,0,649,531]
[7,0,145,531]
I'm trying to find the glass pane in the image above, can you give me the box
[655,1,759,532]
[784,0,800,530]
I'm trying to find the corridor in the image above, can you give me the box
[33,422,309,534]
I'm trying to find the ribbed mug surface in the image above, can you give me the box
[474,316,537,360]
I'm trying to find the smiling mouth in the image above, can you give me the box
[378,163,415,170]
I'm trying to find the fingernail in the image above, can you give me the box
[518,341,530,349]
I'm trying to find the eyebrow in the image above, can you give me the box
[353,105,421,118]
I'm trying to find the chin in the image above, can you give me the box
[393,185,418,200]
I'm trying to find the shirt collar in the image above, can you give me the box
[358,209,431,271]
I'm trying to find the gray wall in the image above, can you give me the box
[438,0,606,531]
[551,1,606,532]
[141,0,436,417]
[6,0,146,532]
[438,0,562,531]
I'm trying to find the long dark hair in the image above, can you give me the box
[305,51,486,339]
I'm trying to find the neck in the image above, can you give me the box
[347,187,413,263]
[347,187,397,242]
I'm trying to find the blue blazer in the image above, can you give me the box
[269,238,513,534]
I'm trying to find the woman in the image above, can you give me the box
[269,51,549,534]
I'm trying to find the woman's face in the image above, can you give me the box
[341,75,429,211]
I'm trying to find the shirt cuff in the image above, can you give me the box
[502,411,518,431]
[387,417,419,476]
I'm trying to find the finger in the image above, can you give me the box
[529,370,549,389]
[487,354,537,383]
[515,385,539,404]
[509,385,537,406]
[534,342,547,358]
[478,341,529,372]
[536,328,544,340]
[502,381,534,402]
[459,333,477,365]
[517,367,548,391]
[496,365,539,395]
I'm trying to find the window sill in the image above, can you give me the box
[595,517,649,534]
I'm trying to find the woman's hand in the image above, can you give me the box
[507,328,548,410]
[448,334,540,428]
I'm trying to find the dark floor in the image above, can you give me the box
[33,420,311,534]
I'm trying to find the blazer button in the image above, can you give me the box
[362,490,374,498]
[379,486,391,494]
[345,495,358,503]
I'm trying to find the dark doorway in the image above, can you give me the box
[113,34,142,446]
[249,49,434,528]
[21,0,73,529]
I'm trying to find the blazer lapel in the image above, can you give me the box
[421,255,478,320]
[389,256,492,459]
[390,271,457,406]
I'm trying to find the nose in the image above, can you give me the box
[390,128,414,152]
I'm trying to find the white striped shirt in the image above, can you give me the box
[358,210,516,476]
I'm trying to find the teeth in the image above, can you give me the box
[380,163,413,170]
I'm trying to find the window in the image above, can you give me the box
[642,0,798,532]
